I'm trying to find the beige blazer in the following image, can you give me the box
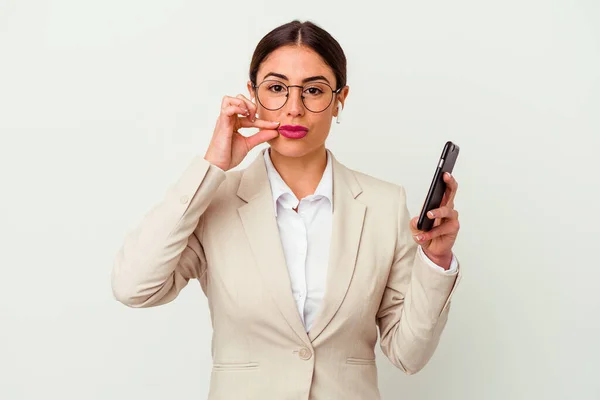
[111,148,461,400]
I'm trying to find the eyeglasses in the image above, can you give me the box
[252,80,342,113]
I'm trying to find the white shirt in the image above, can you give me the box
[263,149,457,332]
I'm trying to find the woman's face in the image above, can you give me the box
[248,45,348,159]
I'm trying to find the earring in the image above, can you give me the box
[336,101,343,124]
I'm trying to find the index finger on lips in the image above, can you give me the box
[239,118,280,130]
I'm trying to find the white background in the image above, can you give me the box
[1,0,598,399]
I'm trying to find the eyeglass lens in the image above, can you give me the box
[256,80,335,113]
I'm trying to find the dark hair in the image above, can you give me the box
[249,20,347,90]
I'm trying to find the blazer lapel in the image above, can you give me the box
[237,150,311,347]
[308,153,366,342]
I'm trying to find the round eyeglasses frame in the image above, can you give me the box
[251,80,343,113]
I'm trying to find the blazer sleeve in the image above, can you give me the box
[110,155,226,308]
[376,185,462,375]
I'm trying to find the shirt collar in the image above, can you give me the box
[263,148,333,216]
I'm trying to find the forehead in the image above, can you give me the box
[257,45,335,83]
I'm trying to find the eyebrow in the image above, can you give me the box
[262,72,331,85]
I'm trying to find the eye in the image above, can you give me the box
[268,84,286,93]
[304,86,325,96]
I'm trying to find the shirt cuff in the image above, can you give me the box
[418,245,458,275]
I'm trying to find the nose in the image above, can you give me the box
[285,86,305,118]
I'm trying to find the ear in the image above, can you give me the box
[334,85,350,117]
[247,81,256,103]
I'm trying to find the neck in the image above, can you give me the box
[269,146,328,200]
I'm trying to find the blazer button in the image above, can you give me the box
[180,195,189,204]
[298,348,312,360]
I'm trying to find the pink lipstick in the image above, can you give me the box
[278,125,308,139]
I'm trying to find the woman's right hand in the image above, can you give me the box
[204,94,280,171]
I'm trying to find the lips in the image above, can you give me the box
[278,125,308,139]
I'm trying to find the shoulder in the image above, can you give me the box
[339,163,411,234]
[353,169,404,194]
[340,162,408,206]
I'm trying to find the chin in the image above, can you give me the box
[267,137,323,158]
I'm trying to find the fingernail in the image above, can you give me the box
[272,121,280,125]
[415,234,424,241]
[428,211,435,218]
[244,109,249,115]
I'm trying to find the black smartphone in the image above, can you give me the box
[417,141,460,232]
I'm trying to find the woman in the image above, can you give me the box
[111,20,461,400]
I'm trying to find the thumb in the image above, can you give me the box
[245,129,280,150]
[410,216,420,233]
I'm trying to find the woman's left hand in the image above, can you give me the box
[410,172,460,269]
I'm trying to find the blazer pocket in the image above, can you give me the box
[212,362,259,371]
[346,357,376,366]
